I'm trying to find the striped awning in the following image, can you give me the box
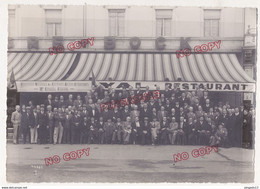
[8,52,254,83]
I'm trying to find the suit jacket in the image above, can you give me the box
[64,114,73,128]
[31,112,39,128]
[81,121,89,132]
[157,110,168,123]
[58,100,66,108]
[121,110,131,121]
[101,110,113,122]
[66,99,74,107]
[72,115,83,128]
[140,108,152,121]
[104,122,116,135]
[141,121,151,133]
[21,112,33,129]
[52,100,60,109]
[130,110,140,122]
[111,111,121,122]
[97,122,105,131]
[46,111,54,127]
[74,100,83,108]
[38,112,47,129]
[131,121,142,134]
[160,121,170,132]
[44,99,53,108]
[11,111,21,127]
[196,121,210,132]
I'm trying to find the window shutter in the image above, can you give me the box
[164,19,171,36]
[211,20,219,37]
[109,15,117,36]
[156,19,163,36]
[55,24,62,36]
[118,14,125,36]
[204,20,211,37]
[47,24,54,37]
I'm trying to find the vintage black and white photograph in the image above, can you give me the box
[5,4,257,183]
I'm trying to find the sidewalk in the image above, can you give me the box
[6,144,254,183]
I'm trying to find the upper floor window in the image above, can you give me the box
[8,9,15,37]
[156,9,172,36]
[108,9,125,36]
[45,9,62,37]
[204,9,221,37]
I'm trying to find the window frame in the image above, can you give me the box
[204,9,221,37]
[155,9,172,37]
[108,9,125,37]
[45,9,62,37]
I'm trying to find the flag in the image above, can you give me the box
[8,69,16,90]
[91,70,96,87]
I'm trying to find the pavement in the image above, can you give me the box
[6,144,254,183]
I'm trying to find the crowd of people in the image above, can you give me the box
[10,84,254,148]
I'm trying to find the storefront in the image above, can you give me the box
[7,51,255,107]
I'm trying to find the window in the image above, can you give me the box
[45,9,62,37]
[156,9,172,36]
[108,9,125,36]
[8,9,15,37]
[204,9,221,37]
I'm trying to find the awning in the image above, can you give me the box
[8,52,255,92]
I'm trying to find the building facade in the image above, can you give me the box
[7,5,256,107]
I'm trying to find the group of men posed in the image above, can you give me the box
[10,84,253,148]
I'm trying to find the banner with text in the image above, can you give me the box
[15,81,255,93]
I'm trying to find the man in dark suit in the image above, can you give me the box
[131,116,142,144]
[159,116,169,145]
[121,106,131,121]
[88,117,98,144]
[71,111,83,144]
[163,84,172,99]
[141,117,151,145]
[37,107,48,144]
[46,105,54,144]
[97,117,105,144]
[86,99,100,121]
[139,103,151,122]
[80,116,89,144]
[111,107,121,123]
[233,107,242,147]
[21,107,33,144]
[63,108,73,144]
[179,92,189,107]
[203,99,212,113]
[196,116,211,145]
[52,96,60,109]
[101,107,113,122]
